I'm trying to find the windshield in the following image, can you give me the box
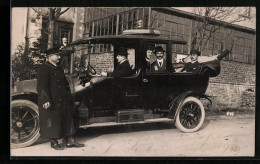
[72,44,136,75]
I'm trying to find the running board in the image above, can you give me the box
[79,118,174,129]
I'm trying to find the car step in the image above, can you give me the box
[79,118,174,129]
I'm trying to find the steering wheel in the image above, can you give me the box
[86,63,96,75]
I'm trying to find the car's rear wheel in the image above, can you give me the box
[175,97,205,133]
[11,100,40,148]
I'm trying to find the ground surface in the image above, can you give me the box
[11,113,255,157]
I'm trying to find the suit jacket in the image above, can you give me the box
[59,44,70,70]
[109,60,133,77]
[151,59,166,71]
[181,61,200,73]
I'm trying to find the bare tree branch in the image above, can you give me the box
[60,8,70,15]
[192,7,253,52]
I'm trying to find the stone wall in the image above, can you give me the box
[206,60,255,110]
[206,83,255,110]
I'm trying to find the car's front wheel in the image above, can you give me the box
[175,97,205,133]
[11,100,40,148]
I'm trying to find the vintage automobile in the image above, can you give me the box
[11,30,228,148]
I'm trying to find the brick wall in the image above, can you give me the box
[90,53,114,73]
[210,60,255,85]
[206,60,255,110]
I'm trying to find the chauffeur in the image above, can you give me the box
[101,46,133,77]
[37,47,84,150]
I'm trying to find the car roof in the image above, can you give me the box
[68,35,187,47]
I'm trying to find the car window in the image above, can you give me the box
[145,43,167,73]
[73,44,114,74]
[73,45,137,75]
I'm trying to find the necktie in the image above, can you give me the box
[159,62,162,67]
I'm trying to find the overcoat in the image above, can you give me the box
[109,60,133,77]
[37,61,75,139]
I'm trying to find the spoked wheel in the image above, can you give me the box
[175,97,205,133]
[11,100,40,148]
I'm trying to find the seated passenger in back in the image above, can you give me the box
[179,49,201,73]
[176,49,230,73]
[151,46,166,71]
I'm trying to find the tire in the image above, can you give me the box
[11,100,40,148]
[175,96,205,133]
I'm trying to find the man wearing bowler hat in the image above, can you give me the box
[151,46,167,71]
[37,47,84,150]
[180,49,201,73]
[101,46,133,77]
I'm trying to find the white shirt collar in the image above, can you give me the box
[120,59,127,64]
[157,59,163,64]
[48,60,57,66]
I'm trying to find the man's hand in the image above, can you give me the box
[175,68,183,72]
[43,102,51,109]
[100,72,107,76]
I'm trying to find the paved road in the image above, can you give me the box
[11,114,255,157]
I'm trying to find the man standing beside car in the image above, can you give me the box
[37,47,84,150]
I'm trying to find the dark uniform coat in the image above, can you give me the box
[109,60,133,77]
[37,61,75,139]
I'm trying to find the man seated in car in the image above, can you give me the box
[151,46,166,71]
[178,49,201,73]
[176,49,230,73]
[101,47,133,77]
[151,46,175,72]
[145,44,156,71]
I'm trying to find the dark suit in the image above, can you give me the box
[151,59,175,72]
[109,60,133,77]
[151,59,166,71]
[37,61,75,139]
[181,61,200,73]
[59,44,70,70]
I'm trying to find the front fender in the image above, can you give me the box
[168,91,205,120]
[11,92,38,105]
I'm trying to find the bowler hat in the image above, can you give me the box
[146,44,154,51]
[45,47,61,56]
[154,46,165,53]
[117,47,128,56]
[190,49,201,56]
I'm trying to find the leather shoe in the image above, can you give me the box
[51,140,64,150]
[66,142,85,148]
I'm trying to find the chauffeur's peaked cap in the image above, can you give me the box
[45,47,61,56]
